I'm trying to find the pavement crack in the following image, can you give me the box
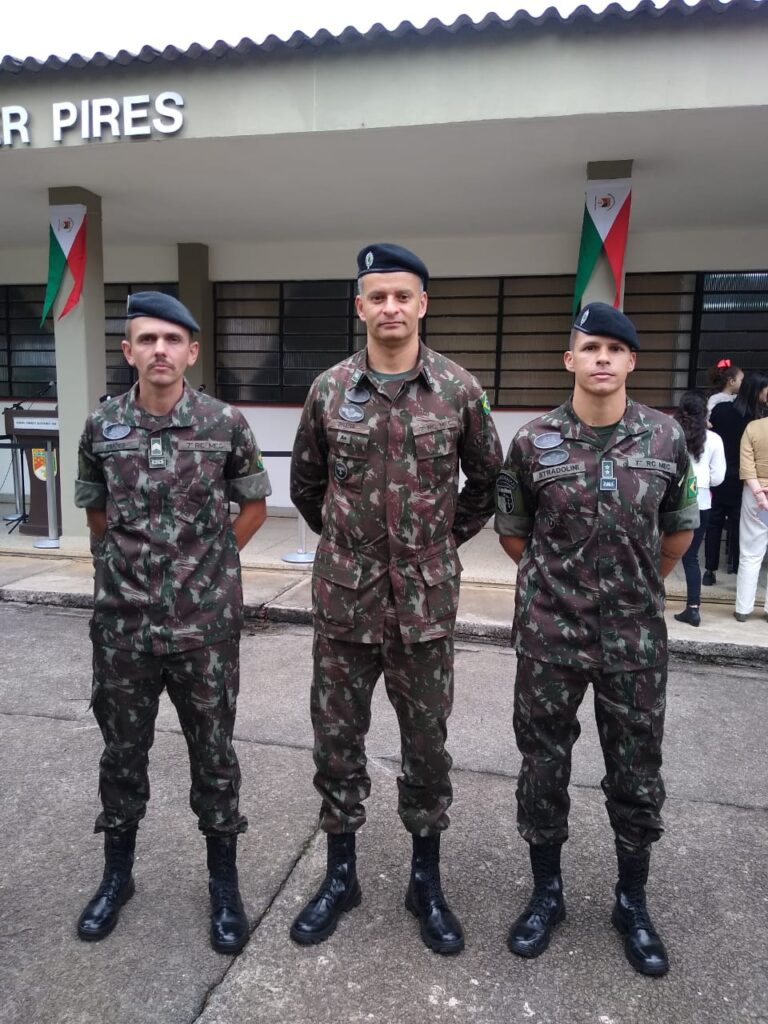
[0,708,82,723]
[188,825,321,1023]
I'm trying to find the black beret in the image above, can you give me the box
[572,302,639,351]
[356,243,429,289]
[126,291,200,334]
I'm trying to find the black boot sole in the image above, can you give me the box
[611,907,669,977]
[77,877,136,942]
[404,892,465,955]
[289,883,362,946]
[507,900,566,958]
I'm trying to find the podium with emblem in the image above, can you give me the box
[3,408,62,536]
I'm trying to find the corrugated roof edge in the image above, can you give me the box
[1,0,763,73]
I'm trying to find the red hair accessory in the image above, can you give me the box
[717,358,731,368]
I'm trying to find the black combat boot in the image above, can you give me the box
[77,827,137,941]
[612,846,669,976]
[507,843,565,958]
[207,834,249,955]
[290,833,361,945]
[405,834,465,955]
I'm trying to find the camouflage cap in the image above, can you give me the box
[572,302,639,351]
[356,243,429,290]
[126,291,200,333]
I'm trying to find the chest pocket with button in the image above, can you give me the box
[175,439,231,528]
[327,420,371,493]
[94,439,143,525]
[412,417,459,489]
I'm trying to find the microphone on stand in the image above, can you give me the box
[26,380,55,407]
[6,380,54,412]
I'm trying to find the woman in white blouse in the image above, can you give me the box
[674,391,726,626]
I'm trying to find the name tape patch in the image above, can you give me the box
[532,461,586,484]
[628,457,676,474]
[177,440,232,452]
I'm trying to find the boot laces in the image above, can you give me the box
[211,862,241,909]
[622,891,654,933]
[526,879,558,918]
[423,868,445,906]
[97,867,129,902]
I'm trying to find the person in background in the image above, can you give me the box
[704,371,768,585]
[734,411,768,621]
[706,359,742,416]
[673,391,726,627]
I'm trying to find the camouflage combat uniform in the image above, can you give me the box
[494,397,699,853]
[75,381,271,836]
[291,343,502,836]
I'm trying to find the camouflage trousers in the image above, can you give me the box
[514,656,666,854]
[311,611,454,837]
[91,639,246,837]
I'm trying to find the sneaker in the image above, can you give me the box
[702,571,716,586]
[734,612,749,622]
[674,607,701,627]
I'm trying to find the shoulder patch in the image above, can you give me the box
[496,471,525,516]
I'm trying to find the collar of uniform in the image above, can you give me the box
[556,397,649,442]
[354,343,435,390]
[129,379,197,428]
[168,380,197,427]
[119,384,141,426]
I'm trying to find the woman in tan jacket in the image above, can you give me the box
[735,392,768,620]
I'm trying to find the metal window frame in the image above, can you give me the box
[0,284,57,400]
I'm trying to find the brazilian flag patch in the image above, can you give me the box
[685,468,698,500]
[479,392,491,416]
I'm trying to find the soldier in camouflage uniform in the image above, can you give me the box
[289,243,502,954]
[496,302,699,976]
[74,292,271,954]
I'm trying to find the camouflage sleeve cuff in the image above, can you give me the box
[229,469,272,501]
[74,479,107,508]
[660,504,700,535]
[494,512,534,537]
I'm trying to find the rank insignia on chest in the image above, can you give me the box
[148,436,167,469]
[600,458,617,491]
[339,404,365,422]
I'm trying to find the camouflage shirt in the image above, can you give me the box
[494,398,699,671]
[75,381,271,655]
[290,343,503,644]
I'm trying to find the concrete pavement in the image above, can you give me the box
[0,606,766,1024]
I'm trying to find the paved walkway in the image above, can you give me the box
[1,512,767,663]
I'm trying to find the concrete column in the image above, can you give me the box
[49,186,106,537]
[582,160,633,309]
[177,243,214,392]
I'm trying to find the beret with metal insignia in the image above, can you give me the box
[356,243,429,290]
[126,291,200,334]
[572,302,639,351]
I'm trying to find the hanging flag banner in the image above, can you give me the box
[572,179,632,315]
[40,204,87,324]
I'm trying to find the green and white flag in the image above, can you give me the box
[573,180,632,315]
[40,204,87,324]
